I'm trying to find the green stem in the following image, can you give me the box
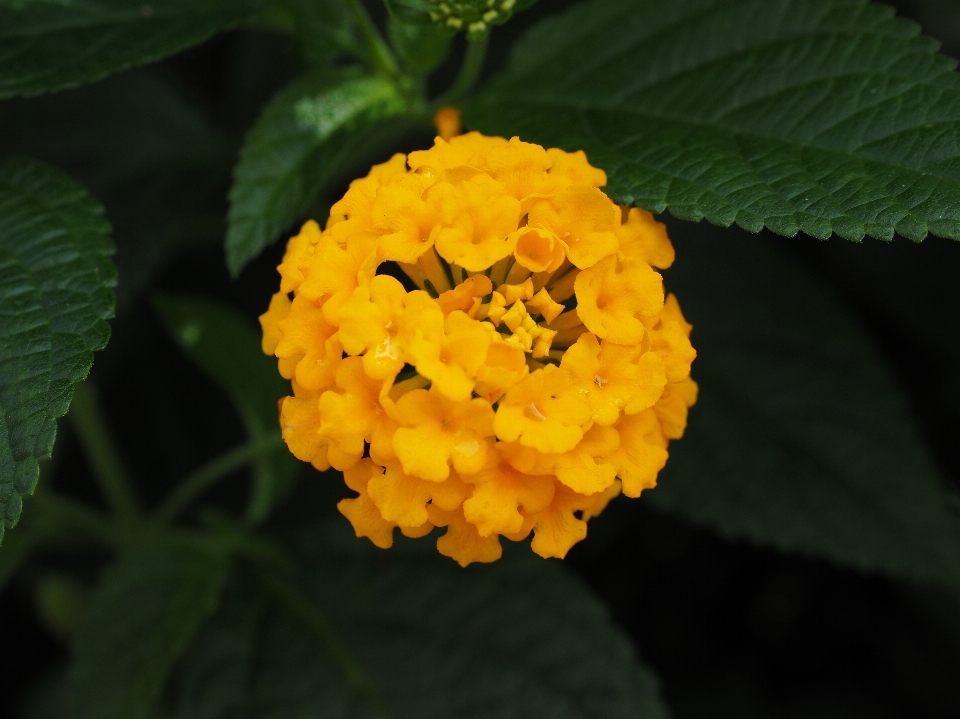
[256,570,392,716]
[153,434,285,525]
[444,33,490,103]
[69,381,140,526]
[344,0,399,77]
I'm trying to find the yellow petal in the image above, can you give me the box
[575,256,664,345]
[338,459,395,549]
[527,186,619,269]
[530,483,597,559]
[617,207,674,269]
[462,462,554,537]
[428,505,503,567]
[259,291,291,356]
[277,220,322,294]
[493,365,590,454]
[606,410,669,498]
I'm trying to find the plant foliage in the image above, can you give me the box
[0,0,270,99]
[468,0,960,242]
[0,157,115,544]
[177,527,668,719]
[652,224,960,586]
[64,536,229,719]
[226,72,411,276]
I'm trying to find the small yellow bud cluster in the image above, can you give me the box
[428,0,517,38]
[260,130,697,566]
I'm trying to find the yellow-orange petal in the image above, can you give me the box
[574,256,664,345]
[530,483,597,559]
[428,505,503,567]
[259,291,291,356]
[462,462,555,537]
[527,186,620,269]
[606,410,669,498]
[338,459,395,549]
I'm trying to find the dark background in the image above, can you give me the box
[3,1,960,717]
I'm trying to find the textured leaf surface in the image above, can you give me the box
[178,526,668,718]
[226,72,410,277]
[468,0,960,243]
[0,158,115,544]
[64,535,229,719]
[0,0,270,99]
[154,295,297,520]
[649,222,960,586]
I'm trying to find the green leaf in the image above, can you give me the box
[64,535,229,719]
[0,70,233,310]
[269,0,359,69]
[649,222,960,587]
[225,71,412,277]
[177,527,668,718]
[0,157,115,545]
[468,0,960,243]
[153,295,297,522]
[0,0,271,99]
[389,15,452,75]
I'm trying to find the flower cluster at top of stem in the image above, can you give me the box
[260,131,697,566]
[428,0,518,38]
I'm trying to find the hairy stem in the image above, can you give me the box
[153,434,285,525]
[343,0,399,77]
[69,381,140,527]
[445,33,490,103]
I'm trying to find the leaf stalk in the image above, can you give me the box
[153,434,286,525]
[343,0,400,78]
[69,381,141,528]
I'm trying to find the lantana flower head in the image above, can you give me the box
[261,122,697,566]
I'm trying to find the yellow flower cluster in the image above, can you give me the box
[260,131,697,566]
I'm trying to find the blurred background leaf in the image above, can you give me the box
[0,158,115,545]
[468,0,960,242]
[153,295,297,522]
[0,0,271,99]
[0,71,234,311]
[649,222,960,587]
[176,522,669,719]
[63,535,229,719]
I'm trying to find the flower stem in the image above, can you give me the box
[445,33,490,103]
[343,0,399,77]
[152,434,285,525]
[69,381,140,527]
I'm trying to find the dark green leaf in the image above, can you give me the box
[0,523,36,591]
[384,0,434,26]
[0,0,271,99]
[389,15,452,74]
[177,526,668,718]
[271,0,359,68]
[0,158,115,545]
[468,0,960,243]
[153,295,297,521]
[64,535,229,719]
[225,71,412,277]
[0,70,233,310]
[649,222,960,587]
